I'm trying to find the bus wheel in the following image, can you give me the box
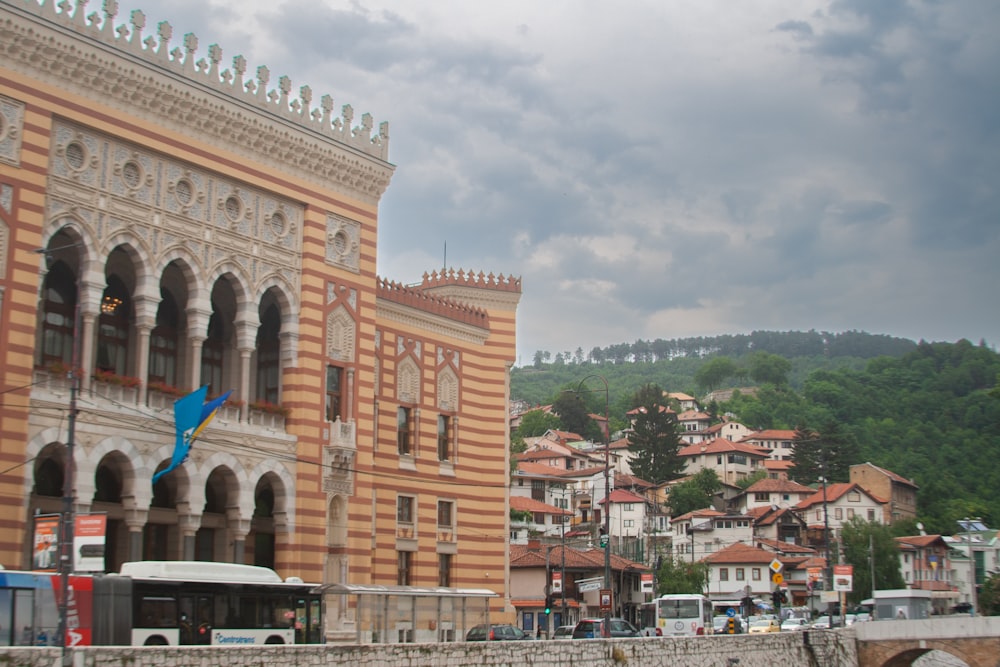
[264,636,285,644]
[144,636,169,646]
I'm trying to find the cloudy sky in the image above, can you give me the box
[102,0,999,365]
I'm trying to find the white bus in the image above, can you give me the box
[640,593,713,637]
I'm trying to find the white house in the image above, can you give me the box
[678,438,770,485]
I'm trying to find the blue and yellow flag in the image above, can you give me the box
[152,386,232,485]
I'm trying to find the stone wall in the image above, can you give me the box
[0,630,858,667]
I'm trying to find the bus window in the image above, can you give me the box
[138,596,177,628]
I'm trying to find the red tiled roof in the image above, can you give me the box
[764,460,793,470]
[895,534,947,549]
[795,482,888,509]
[703,541,779,565]
[744,479,815,494]
[672,508,724,522]
[678,437,770,458]
[515,461,569,476]
[510,496,572,515]
[510,545,647,572]
[744,429,797,441]
[599,489,648,505]
[853,462,919,489]
[754,537,816,555]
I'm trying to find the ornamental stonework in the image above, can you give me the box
[0,95,24,166]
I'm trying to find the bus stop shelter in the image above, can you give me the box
[316,583,498,644]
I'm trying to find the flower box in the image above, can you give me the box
[92,369,142,389]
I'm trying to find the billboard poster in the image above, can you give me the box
[33,514,60,571]
[73,513,107,572]
[640,572,654,593]
[833,564,853,592]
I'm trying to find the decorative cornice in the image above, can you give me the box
[418,268,522,311]
[0,0,394,203]
[376,276,491,345]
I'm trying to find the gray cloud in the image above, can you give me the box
[109,0,1000,362]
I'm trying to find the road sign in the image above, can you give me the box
[726,608,736,617]
[772,572,784,585]
[578,580,602,592]
[769,559,783,573]
[599,533,609,548]
[599,589,612,612]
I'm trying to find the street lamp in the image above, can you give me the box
[36,243,82,664]
[573,374,611,635]
[820,473,833,629]
[959,517,981,615]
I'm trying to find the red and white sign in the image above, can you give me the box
[640,572,654,593]
[551,571,562,593]
[833,565,853,592]
[74,513,107,573]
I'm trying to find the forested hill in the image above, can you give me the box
[529,329,918,368]
[513,330,918,407]
[511,335,1000,534]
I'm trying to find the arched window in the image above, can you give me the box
[201,309,225,397]
[255,303,281,404]
[96,275,132,375]
[39,261,77,368]
[149,289,179,387]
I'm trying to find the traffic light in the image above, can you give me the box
[772,588,783,613]
[544,595,553,615]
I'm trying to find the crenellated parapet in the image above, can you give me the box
[377,276,490,330]
[4,0,388,159]
[1,0,393,201]
[420,268,522,294]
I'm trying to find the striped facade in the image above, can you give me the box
[0,0,519,637]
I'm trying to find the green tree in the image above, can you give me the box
[627,395,685,484]
[655,556,709,595]
[551,390,602,441]
[735,469,767,490]
[790,420,859,484]
[978,573,1000,615]
[514,409,560,438]
[695,357,737,392]
[668,470,722,517]
[746,351,792,386]
[839,517,905,605]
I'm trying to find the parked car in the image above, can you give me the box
[465,624,531,641]
[572,618,640,639]
[810,616,841,630]
[780,618,809,632]
[552,625,575,640]
[713,615,743,634]
[748,618,781,634]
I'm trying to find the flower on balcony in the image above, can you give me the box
[147,381,186,397]
[249,399,290,417]
[92,369,142,388]
[44,360,80,376]
[219,396,245,409]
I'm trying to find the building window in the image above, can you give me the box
[96,276,131,376]
[438,553,452,587]
[868,508,876,521]
[847,508,855,518]
[397,495,414,524]
[149,290,178,387]
[326,366,342,421]
[835,508,843,520]
[736,568,745,581]
[255,302,281,404]
[719,568,729,582]
[397,406,413,455]
[754,493,769,502]
[200,311,225,397]
[752,568,761,581]
[437,414,452,461]
[624,520,635,528]
[397,551,412,586]
[437,500,454,529]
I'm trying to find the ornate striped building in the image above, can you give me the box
[0,0,519,638]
